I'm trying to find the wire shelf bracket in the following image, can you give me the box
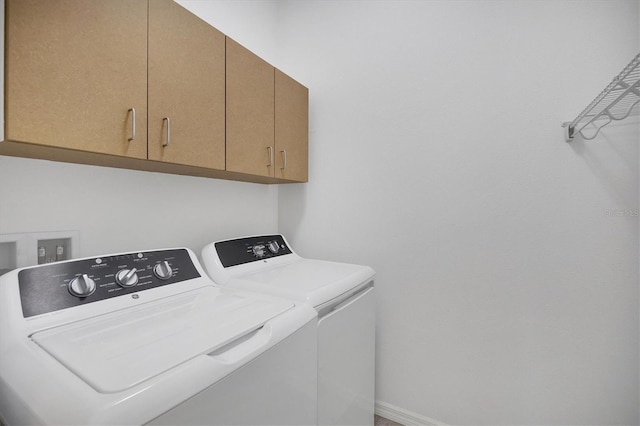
[563,52,640,142]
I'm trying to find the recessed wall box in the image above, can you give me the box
[0,231,80,274]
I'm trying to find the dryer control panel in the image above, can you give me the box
[215,235,292,267]
[18,249,200,317]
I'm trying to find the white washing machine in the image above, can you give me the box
[0,247,317,425]
[201,235,376,426]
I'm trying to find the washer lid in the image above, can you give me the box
[31,286,293,393]
[237,259,375,308]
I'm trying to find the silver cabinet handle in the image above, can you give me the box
[163,117,171,147]
[267,146,273,167]
[280,150,287,170]
[128,108,136,141]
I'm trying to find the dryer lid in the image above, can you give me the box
[31,286,293,393]
[237,259,375,308]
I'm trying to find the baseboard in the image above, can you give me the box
[375,400,448,426]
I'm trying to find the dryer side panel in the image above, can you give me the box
[318,287,375,426]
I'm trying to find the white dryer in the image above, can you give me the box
[0,248,317,425]
[201,235,376,426]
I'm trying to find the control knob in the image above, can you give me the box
[68,274,96,298]
[252,244,266,258]
[153,261,173,280]
[267,241,280,254]
[116,268,139,288]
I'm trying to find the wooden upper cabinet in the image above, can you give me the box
[226,38,275,178]
[148,0,225,170]
[3,1,308,184]
[275,70,309,182]
[5,0,148,159]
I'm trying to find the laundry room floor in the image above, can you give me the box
[375,415,403,425]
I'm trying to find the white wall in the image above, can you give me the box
[1,1,638,424]
[0,1,281,258]
[176,0,279,64]
[0,157,279,257]
[276,1,639,425]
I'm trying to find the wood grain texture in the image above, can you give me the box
[5,0,148,159]
[275,69,308,183]
[225,37,275,177]
[148,0,225,170]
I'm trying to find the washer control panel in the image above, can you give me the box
[215,235,292,267]
[18,249,200,318]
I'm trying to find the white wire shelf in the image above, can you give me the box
[564,52,640,142]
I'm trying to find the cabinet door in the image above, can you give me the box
[148,0,225,170]
[275,70,309,182]
[5,0,147,159]
[226,38,275,178]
